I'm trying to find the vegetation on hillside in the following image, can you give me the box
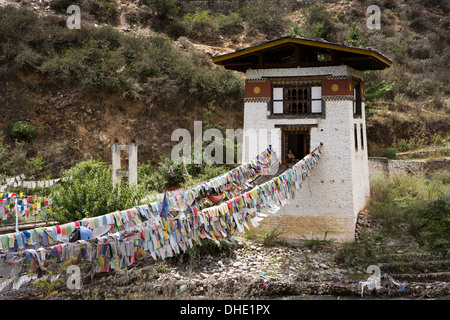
[0,5,244,179]
[138,102,237,193]
[51,0,448,157]
[48,159,144,223]
[0,0,448,223]
[0,6,243,105]
[1,0,448,163]
[336,170,450,268]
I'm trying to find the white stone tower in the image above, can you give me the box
[213,36,392,242]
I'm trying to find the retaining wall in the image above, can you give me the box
[368,157,449,180]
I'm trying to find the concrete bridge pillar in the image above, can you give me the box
[112,140,138,188]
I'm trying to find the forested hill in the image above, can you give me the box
[0,0,448,179]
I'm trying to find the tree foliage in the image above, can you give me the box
[303,3,336,40]
[363,71,396,102]
[8,121,37,141]
[49,159,144,223]
[345,22,366,48]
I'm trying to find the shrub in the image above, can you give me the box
[363,71,395,101]
[50,0,120,26]
[27,156,46,176]
[302,3,336,40]
[368,172,450,251]
[2,6,244,117]
[143,0,181,18]
[240,0,289,38]
[13,44,44,70]
[49,159,145,223]
[215,12,244,36]
[85,0,120,26]
[8,121,37,141]
[182,10,218,42]
[394,138,410,152]
[345,22,366,47]
[139,154,233,193]
[334,230,380,268]
[40,36,127,91]
[289,22,305,37]
[128,33,243,104]
[49,0,78,13]
[0,6,39,63]
[0,136,10,175]
[409,16,432,33]
[407,195,450,250]
[180,10,244,42]
[138,103,236,193]
[367,148,397,159]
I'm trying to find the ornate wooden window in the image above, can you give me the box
[272,85,322,115]
[285,87,310,114]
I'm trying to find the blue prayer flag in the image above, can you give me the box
[160,189,169,220]
[79,226,92,240]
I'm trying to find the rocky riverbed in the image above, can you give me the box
[65,236,448,300]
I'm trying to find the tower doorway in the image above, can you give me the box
[280,126,311,165]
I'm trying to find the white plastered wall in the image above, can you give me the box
[242,65,369,242]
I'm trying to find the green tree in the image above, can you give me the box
[345,22,366,48]
[146,0,180,18]
[363,71,396,102]
[303,3,335,40]
[289,22,305,37]
[49,159,144,223]
[240,0,289,38]
[349,24,394,103]
[27,156,46,176]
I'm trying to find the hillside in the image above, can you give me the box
[0,0,448,179]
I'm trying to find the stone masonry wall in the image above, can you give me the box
[368,157,450,180]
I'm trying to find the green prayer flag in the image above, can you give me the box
[1,235,8,250]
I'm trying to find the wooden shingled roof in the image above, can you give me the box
[212,35,392,72]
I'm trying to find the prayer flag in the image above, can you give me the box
[160,189,169,221]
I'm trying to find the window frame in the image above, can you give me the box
[271,84,324,117]
[360,123,364,150]
[353,81,362,118]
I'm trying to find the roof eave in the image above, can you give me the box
[212,36,392,70]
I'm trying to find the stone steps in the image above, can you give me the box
[390,271,450,282]
[376,258,450,282]
[378,259,450,269]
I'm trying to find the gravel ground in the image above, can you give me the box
[63,236,449,300]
